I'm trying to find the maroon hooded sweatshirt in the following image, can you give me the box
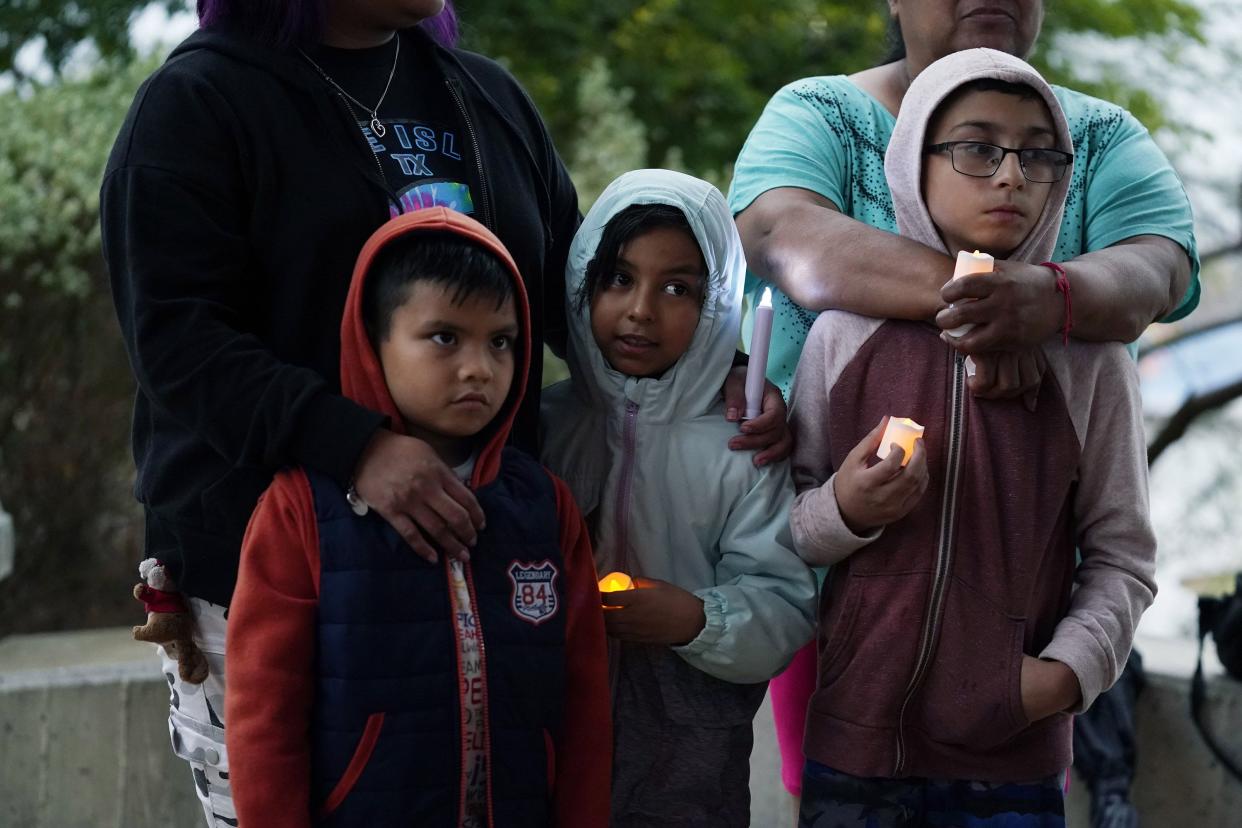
[788,50,1157,783]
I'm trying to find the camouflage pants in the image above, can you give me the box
[157,598,236,827]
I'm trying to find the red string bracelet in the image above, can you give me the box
[1040,262,1072,345]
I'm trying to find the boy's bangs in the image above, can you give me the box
[363,231,516,344]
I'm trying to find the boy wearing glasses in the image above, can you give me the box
[787,50,1155,826]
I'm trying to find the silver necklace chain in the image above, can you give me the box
[298,35,401,138]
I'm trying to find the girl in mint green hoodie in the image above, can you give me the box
[541,169,816,827]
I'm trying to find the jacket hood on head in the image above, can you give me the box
[340,208,532,487]
[885,48,1073,263]
[564,169,745,422]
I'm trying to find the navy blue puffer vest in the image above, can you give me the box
[306,448,568,827]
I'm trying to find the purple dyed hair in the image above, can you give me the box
[196,0,459,49]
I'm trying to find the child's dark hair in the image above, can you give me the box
[935,78,1042,119]
[362,231,515,345]
[576,204,705,312]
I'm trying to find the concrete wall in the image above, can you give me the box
[0,629,201,827]
[2,627,1240,827]
[1082,670,1242,825]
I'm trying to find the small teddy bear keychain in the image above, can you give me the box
[132,558,209,684]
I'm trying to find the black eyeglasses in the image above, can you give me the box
[925,141,1073,184]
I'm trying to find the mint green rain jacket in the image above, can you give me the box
[542,170,816,823]
[541,169,816,686]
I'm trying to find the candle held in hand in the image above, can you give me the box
[946,249,994,338]
[876,417,925,467]
[598,572,634,593]
[743,287,774,420]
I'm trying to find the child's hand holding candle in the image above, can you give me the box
[600,577,706,645]
[832,417,931,534]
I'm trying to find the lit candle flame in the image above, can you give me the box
[598,572,634,593]
[759,286,773,309]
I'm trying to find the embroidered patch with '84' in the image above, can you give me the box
[507,560,560,625]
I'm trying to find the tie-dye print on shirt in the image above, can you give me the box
[355,117,477,219]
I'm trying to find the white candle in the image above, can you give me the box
[743,287,774,420]
[876,417,925,467]
[946,249,994,338]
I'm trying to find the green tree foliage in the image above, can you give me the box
[0,2,1205,166]
[1040,0,1206,133]
[0,58,159,634]
[567,57,649,207]
[0,0,181,78]
[463,0,1202,179]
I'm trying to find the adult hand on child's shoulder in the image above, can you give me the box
[835,418,930,535]
[602,578,706,646]
[937,260,1064,351]
[723,365,792,466]
[351,429,485,564]
[1019,655,1082,723]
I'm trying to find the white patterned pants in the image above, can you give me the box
[156,598,236,827]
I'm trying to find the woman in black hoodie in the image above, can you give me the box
[102,2,579,822]
[101,2,787,823]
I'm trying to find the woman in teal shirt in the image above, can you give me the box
[731,2,1198,399]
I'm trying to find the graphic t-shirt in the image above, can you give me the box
[310,38,478,218]
[728,75,1202,394]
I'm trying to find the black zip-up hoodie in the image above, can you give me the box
[101,26,579,605]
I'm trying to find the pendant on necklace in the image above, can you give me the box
[371,117,386,138]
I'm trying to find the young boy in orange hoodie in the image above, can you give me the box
[225,208,611,828]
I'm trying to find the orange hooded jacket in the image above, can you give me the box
[224,208,610,827]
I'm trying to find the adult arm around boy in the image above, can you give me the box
[225,470,321,828]
[740,189,1192,347]
[738,188,949,320]
[937,235,1192,350]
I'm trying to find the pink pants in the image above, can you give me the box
[770,640,817,796]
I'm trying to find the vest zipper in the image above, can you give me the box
[461,565,496,828]
[444,563,473,824]
[615,400,640,573]
[446,78,495,231]
[446,472,494,827]
[894,350,967,775]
